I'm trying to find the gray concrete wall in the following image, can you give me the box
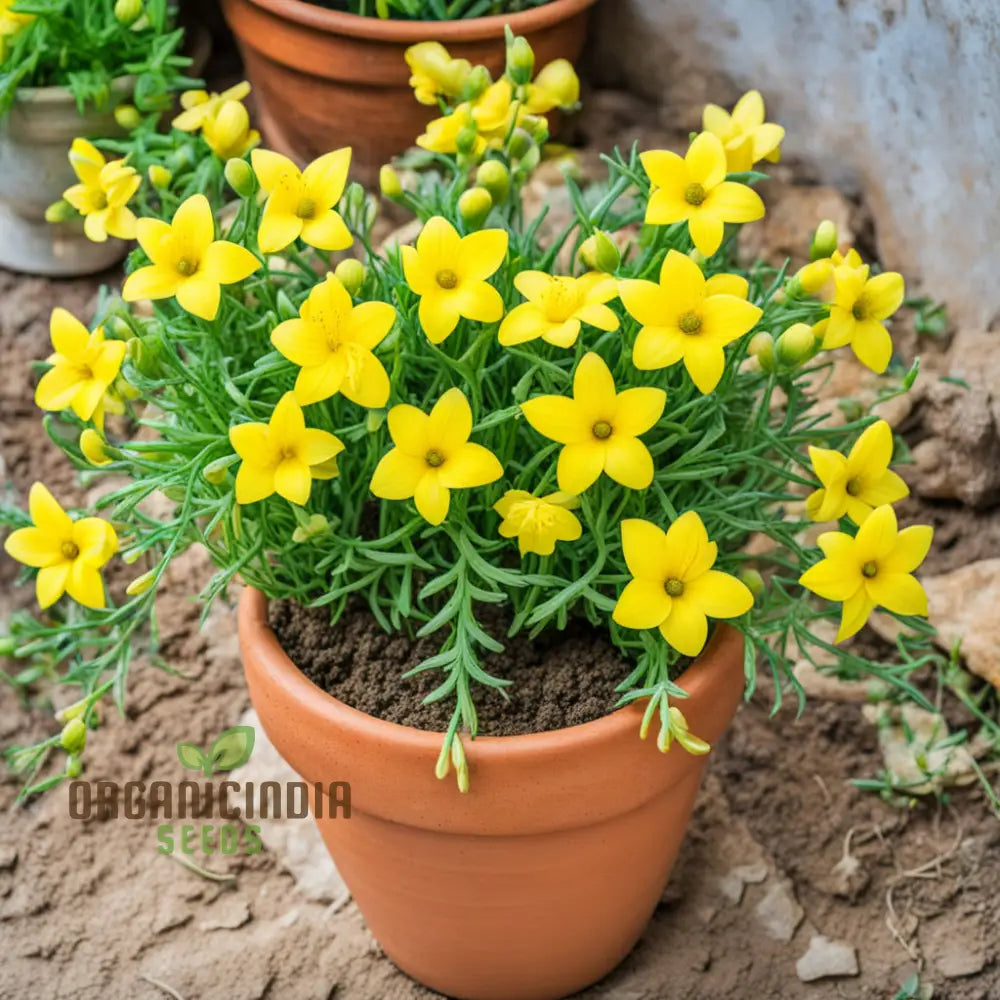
[589,0,1000,328]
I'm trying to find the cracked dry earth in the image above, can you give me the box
[2,165,1000,998]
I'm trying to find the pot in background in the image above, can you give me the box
[238,585,746,1000]
[219,0,598,180]
[0,78,133,277]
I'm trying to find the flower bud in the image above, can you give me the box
[669,706,711,755]
[577,230,621,274]
[291,513,329,544]
[45,200,76,224]
[334,258,366,296]
[531,59,580,109]
[739,568,765,599]
[810,219,839,261]
[203,454,238,485]
[147,164,172,189]
[458,186,493,229]
[450,735,470,793]
[476,160,510,204]
[506,35,535,85]
[114,0,143,26]
[456,122,480,156]
[127,332,166,378]
[161,484,187,503]
[462,64,492,101]
[345,181,365,215]
[379,164,403,200]
[224,157,255,198]
[125,568,158,596]
[80,429,112,466]
[114,103,142,130]
[520,114,549,144]
[60,718,87,756]
[793,259,833,297]
[508,128,534,160]
[366,408,387,433]
[776,322,818,367]
[202,100,254,160]
[66,756,83,779]
[0,634,17,658]
[748,331,775,373]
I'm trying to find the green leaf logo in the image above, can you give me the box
[176,726,255,777]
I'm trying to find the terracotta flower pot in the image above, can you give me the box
[238,586,746,1000]
[219,0,599,179]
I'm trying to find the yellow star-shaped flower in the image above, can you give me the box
[493,490,582,556]
[4,483,118,610]
[620,249,761,393]
[123,194,261,321]
[521,352,665,494]
[799,504,932,642]
[702,90,784,173]
[807,419,909,524]
[401,216,507,345]
[499,271,619,349]
[612,512,753,656]
[370,388,503,526]
[251,148,353,255]
[229,393,344,506]
[271,273,396,409]
[63,138,140,243]
[821,266,904,373]
[641,132,765,257]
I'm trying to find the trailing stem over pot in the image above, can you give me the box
[2,30,936,794]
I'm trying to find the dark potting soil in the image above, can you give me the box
[267,599,634,735]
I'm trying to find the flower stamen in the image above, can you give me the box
[684,182,707,206]
[665,578,685,597]
[425,448,445,468]
[61,541,80,561]
[435,269,459,290]
[176,258,198,277]
[296,197,316,220]
[592,420,613,440]
[862,560,878,578]
[679,311,702,335]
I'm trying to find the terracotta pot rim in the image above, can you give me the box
[243,0,599,42]
[239,585,745,759]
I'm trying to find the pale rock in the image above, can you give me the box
[719,862,769,904]
[921,914,986,978]
[861,703,979,793]
[754,880,803,942]
[946,329,1000,430]
[227,708,348,904]
[795,934,859,981]
[199,898,251,931]
[871,559,1000,689]
[152,898,191,935]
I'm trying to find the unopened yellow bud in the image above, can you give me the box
[66,756,83,778]
[739,568,765,599]
[114,0,143,26]
[60,718,87,755]
[748,331,775,373]
[224,157,255,198]
[80,429,112,466]
[379,164,403,200]
[203,100,255,160]
[114,103,142,130]
[506,35,535,84]
[578,230,621,274]
[55,697,89,723]
[530,59,580,109]
[435,738,451,780]
[776,322,818,366]
[508,128,534,160]
[458,186,493,229]
[456,123,480,156]
[45,200,76,224]
[450,735,469,793]
[810,219,839,261]
[292,514,329,544]
[794,259,833,296]
[519,114,549,144]
[462,65,492,101]
[366,408,387,433]
[125,569,158,596]
[669,706,711,755]
[147,164,172,189]
[476,160,510,203]
[203,455,238,485]
[334,258,366,296]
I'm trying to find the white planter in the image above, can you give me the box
[0,78,133,276]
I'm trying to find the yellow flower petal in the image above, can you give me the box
[850,319,893,373]
[619,278,669,327]
[688,211,725,257]
[37,563,71,609]
[453,281,504,323]
[685,132,727,189]
[704,273,749,299]
[613,579,671,630]
[573,352,617,421]
[799,557,862,602]
[28,482,73,536]
[439,442,502,489]
[682,338,726,394]
[461,228,508,280]
[427,387,473,454]
[854,503,898,563]
[863,272,905,320]
[122,263,182,304]
[418,291,461,344]
[556,441,606,493]
[882,524,933,575]
[341,351,390,409]
[370,448,428,500]
[633,326,686,371]
[521,395,589,445]
[387,404,431,455]
[49,307,90,357]
[836,589,875,642]
[72,518,117,566]
[731,90,765,129]
[866,572,928,617]
[414,472,450,525]
[706,181,766,222]
[274,458,313,505]
[258,200,303,254]
[639,149,687,190]
[175,275,221,321]
[620,518,668,581]
[66,560,106,609]
[251,148,299,193]
[659,597,709,657]
[684,569,753,618]
[4,527,60,568]
[173,193,215,251]
[300,210,353,252]
[848,420,892,474]
[663,511,716,581]
[603,435,653,489]
[234,460,275,505]
[301,147,352,208]
[699,295,762,342]
[202,240,260,285]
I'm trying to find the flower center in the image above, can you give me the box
[93,191,108,211]
[176,258,198,277]
[425,449,445,468]
[679,311,702,335]
[279,446,298,461]
[862,560,878,578]
[845,477,862,496]
[665,578,685,597]
[684,182,707,206]
[542,279,582,322]
[592,421,613,440]
[61,541,80,561]
[852,298,868,321]
[435,269,459,290]
[296,198,316,220]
